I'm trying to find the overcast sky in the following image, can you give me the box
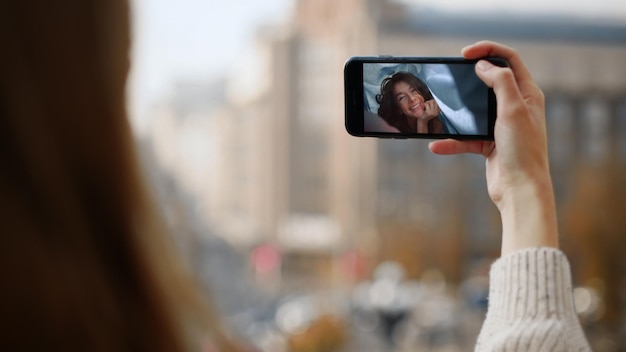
[128,0,293,124]
[396,0,626,20]
[128,0,625,127]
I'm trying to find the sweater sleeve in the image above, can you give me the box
[475,247,592,352]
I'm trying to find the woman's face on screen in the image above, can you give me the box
[393,81,426,119]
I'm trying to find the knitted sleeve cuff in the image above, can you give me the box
[475,247,591,351]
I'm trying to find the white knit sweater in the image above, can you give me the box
[475,248,592,351]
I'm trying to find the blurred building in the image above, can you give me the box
[356,1,626,281]
[142,4,626,333]
[196,0,626,292]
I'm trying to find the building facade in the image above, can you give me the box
[190,0,626,293]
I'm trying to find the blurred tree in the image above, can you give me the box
[376,217,464,284]
[377,222,428,280]
[288,315,346,352]
[562,159,626,328]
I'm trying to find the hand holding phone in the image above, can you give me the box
[429,41,558,255]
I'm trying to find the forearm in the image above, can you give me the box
[497,177,559,256]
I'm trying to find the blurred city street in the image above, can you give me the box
[131,0,626,350]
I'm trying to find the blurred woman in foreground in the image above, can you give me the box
[0,1,235,350]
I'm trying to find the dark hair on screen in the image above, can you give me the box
[376,72,433,132]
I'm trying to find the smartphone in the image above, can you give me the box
[344,56,507,140]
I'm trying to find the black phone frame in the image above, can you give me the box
[344,56,506,140]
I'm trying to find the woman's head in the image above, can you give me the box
[376,72,434,131]
[0,1,235,351]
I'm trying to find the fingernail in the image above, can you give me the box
[476,60,495,72]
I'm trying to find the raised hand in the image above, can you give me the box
[428,41,558,255]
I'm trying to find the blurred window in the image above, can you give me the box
[580,97,610,160]
[546,95,575,163]
[297,39,335,128]
[618,99,626,159]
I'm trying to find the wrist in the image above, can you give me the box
[497,178,559,256]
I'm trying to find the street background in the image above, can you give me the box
[130,0,626,350]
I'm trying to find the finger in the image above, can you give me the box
[462,41,530,81]
[425,100,434,114]
[429,139,491,156]
[462,40,537,96]
[426,100,438,116]
[474,60,527,119]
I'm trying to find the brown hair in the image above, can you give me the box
[376,71,434,133]
[0,1,236,351]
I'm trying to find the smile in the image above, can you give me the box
[410,102,422,111]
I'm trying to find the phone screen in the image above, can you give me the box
[344,57,499,140]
